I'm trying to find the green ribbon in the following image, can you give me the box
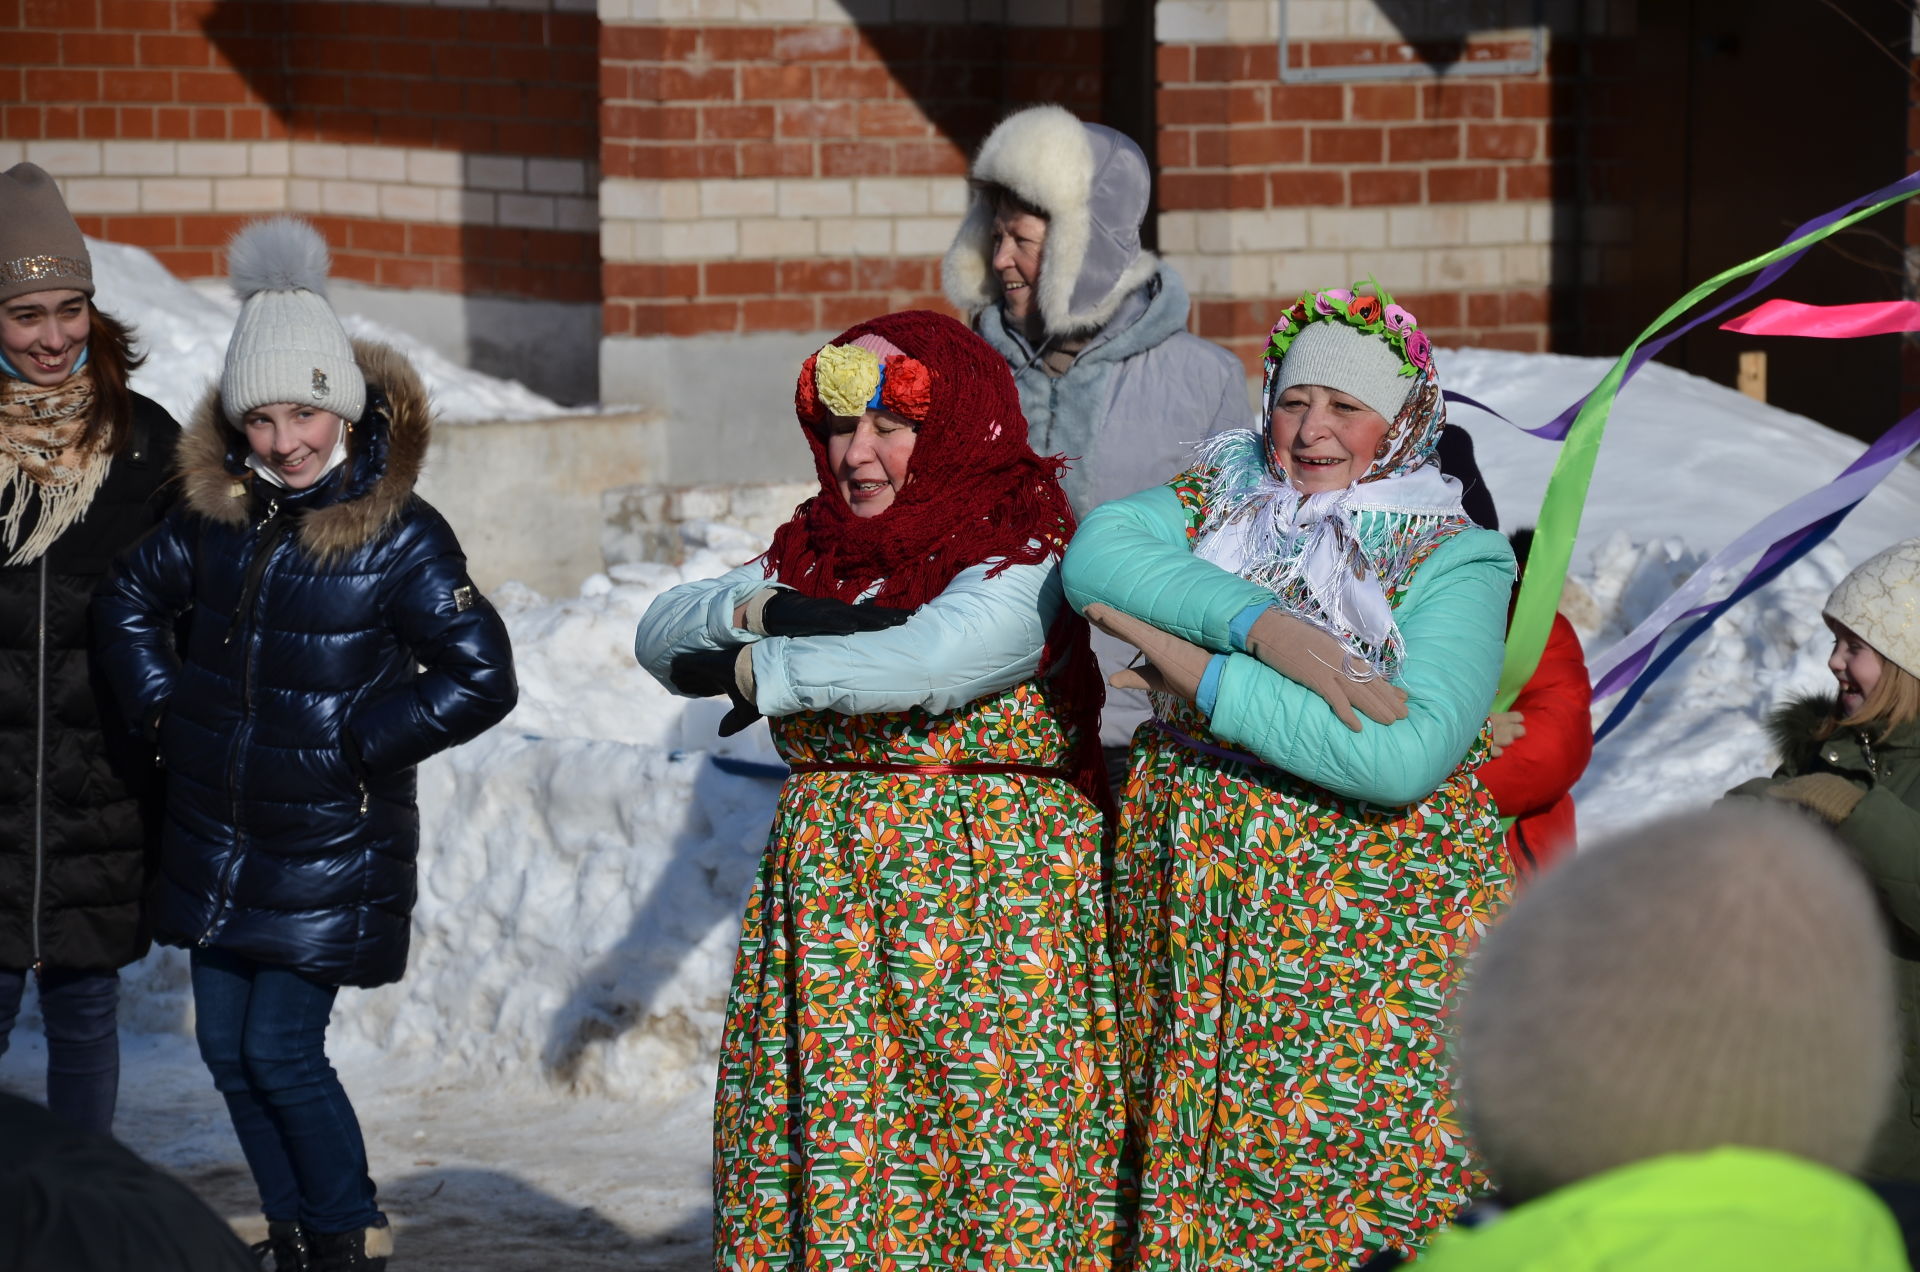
[1495,182,1920,711]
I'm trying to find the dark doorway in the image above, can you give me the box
[1614,0,1910,442]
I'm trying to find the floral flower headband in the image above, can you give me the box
[798,341,934,422]
[1264,282,1432,379]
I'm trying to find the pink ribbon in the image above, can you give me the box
[1720,298,1920,338]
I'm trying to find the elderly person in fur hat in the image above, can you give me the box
[942,104,1250,759]
[0,163,180,1138]
[1062,283,1515,1268]
[1387,805,1908,1269]
[93,218,517,1272]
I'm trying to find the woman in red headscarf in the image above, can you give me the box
[636,311,1126,1271]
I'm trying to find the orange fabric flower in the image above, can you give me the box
[1349,295,1382,323]
[879,354,932,420]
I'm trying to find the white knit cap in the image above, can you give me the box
[1269,319,1414,422]
[220,218,365,426]
[1826,538,1920,680]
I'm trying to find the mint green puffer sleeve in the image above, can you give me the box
[749,557,1059,718]
[1208,527,1514,805]
[632,560,774,693]
[1061,484,1276,650]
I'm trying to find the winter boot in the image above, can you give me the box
[249,1220,311,1271]
[307,1221,392,1271]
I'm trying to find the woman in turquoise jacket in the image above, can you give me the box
[1062,285,1515,1269]
[635,312,1127,1271]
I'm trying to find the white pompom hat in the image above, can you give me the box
[219,217,365,426]
[1825,538,1920,679]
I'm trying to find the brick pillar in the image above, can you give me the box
[596,1,1110,487]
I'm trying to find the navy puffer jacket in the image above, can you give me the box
[92,342,516,986]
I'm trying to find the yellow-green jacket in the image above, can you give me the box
[1413,1149,1906,1270]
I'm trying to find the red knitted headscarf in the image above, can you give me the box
[765,309,1109,813]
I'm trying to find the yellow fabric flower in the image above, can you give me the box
[814,343,882,419]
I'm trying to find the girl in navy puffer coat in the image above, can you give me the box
[93,219,515,1272]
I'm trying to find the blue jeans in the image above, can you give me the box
[0,966,120,1136]
[190,947,384,1234]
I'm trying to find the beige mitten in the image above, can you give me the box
[1764,773,1866,826]
[1244,608,1409,732]
[1083,604,1213,705]
[1490,709,1526,758]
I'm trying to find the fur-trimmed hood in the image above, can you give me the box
[941,104,1160,338]
[176,339,428,565]
[1766,693,1840,774]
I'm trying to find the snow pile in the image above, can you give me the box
[88,237,565,424]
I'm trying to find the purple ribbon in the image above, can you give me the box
[1587,405,1920,741]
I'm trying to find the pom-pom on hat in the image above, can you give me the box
[1454,805,1895,1204]
[0,163,93,305]
[1825,538,1920,680]
[219,217,365,427]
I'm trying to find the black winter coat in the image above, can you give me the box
[0,392,178,971]
[93,343,516,987]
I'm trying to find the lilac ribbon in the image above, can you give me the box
[1589,405,1920,712]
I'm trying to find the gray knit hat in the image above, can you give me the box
[1826,538,1920,680]
[1270,319,1413,423]
[1454,805,1895,1203]
[0,164,93,305]
[219,218,365,426]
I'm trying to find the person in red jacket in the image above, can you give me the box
[1477,529,1593,876]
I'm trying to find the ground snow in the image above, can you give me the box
[8,326,1920,1264]
[88,236,566,424]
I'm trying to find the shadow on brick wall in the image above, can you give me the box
[202,0,602,405]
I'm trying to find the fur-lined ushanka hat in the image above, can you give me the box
[940,105,1159,337]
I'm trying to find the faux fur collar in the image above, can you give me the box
[176,340,429,565]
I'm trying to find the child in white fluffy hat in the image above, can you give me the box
[1727,537,1920,1182]
[94,218,517,1271]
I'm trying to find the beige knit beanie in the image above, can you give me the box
[1454,804,1895,1203]
[220,217,365,426]
[1825,538,1920,679]
[0,163,93,305]
[1270,319,1414,423]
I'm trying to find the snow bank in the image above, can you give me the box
[88,236,565,424]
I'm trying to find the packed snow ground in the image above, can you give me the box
[10,249,1920,1267]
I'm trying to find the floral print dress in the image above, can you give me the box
[712,676,1129,1271]
[1114,476,1511,1271]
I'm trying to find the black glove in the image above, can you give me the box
[753,590,914,637]
[670,648,761,737]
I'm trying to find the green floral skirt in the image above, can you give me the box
[1114,705,1510,1270]
[713,679,1130,1271]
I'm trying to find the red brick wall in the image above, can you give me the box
[7,0,599,303]
[1156,33,1564,372]
[598,20,1109,340]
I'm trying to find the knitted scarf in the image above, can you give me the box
[765,309,1110,813]
[0,365,109,566]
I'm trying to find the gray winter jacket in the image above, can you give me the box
[975,267,1249,513]
[944,105,1251,742]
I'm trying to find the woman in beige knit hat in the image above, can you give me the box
[0,162,181,1138]
[1728,536,1920,1181]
